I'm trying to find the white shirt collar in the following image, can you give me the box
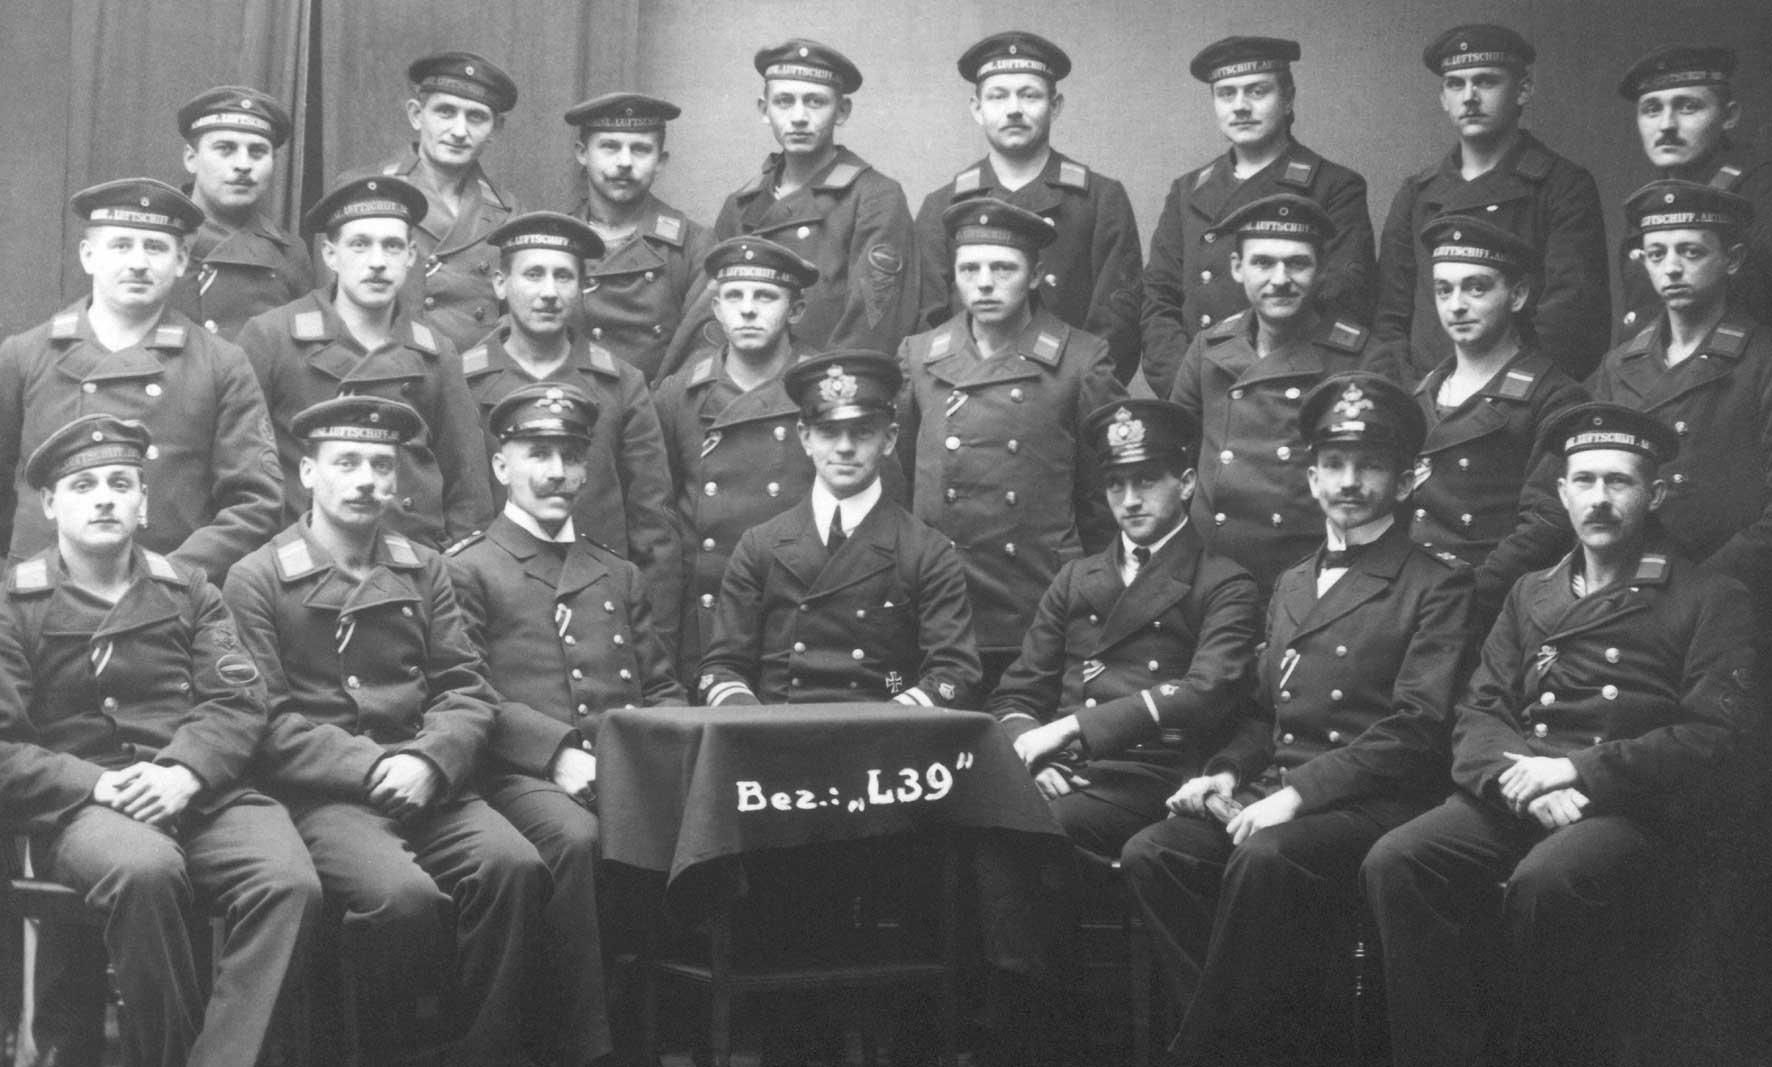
[503,499,577,544]
[1324,513,1394,553]
[1121,516,1187,564]
[811,478,883,544]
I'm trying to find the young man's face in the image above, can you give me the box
[1440,66,1530,142]
[1307,443,1412,536]
[81,225,187,316]
[183,130,275,217]
[1232,237,1320,326]
[1559,448,1663,556]
[322,218,414,314]
[496,248,580,343]
[712,280,803,355]
[1103,460,1195,546]
[971,72,1061,157]
[757,78,850,158]
[1433,262,1527,351]
[43,463,144,555]
[798,414,896,498]
[575,129,667,207]
[1640,227,1739,314]
[1636,86,1737,171]
[954,243,1035,325]
[407,91,500,171]
[1212,73,1290,152]
[301,440,397,531]
[494,436,589,530]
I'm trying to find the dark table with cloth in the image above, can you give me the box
[599,703,1062,884]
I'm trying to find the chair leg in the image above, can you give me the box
[1129,907,1153,1067]
[708,884,734,1067]
[939,838,959,1067]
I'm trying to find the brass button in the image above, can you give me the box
[774,426,788,441]
[702,537,716,551]
[851,649,865,661]
[1604,647,1620,663]
[1200,270,1212,282]
[1200,314,1213,327]
[571,669,584,680]
[1007,439,1020,453]
[1147,660,1160,672]
[1284,387,1301,400]
[619,668,632,680]
[577,704,590,716]
[1004,542,1016,556]
[944,488,958,502]
[1214,513,1226,525]
[1084,698,1097,708]
[1281,732,1295,743]
[563,635,577,646]
[703,481,718,496]
[102,697,119,711]
[1010,388,1024,402]
[1601,685,1619,700]
[1534,722,1549,737]
[1230,388,1244,400]
[1328,730,1342,743]
[1220,449,1234,463]
[1330,689,1344,701]
[1005,491,1017,505]
[700,593,715,608]
[604,601,615,612]
[613,634,625,646]
[793,642,807,653]
[767,482,781,497]
[346,676,361,689]
[1335,645,1348,657]
[944,435,961,451]
[1276,446,1291,460]
[1270,513,1283,526]
[1540,692,1555,706]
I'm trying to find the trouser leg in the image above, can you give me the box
[487,777,612,1065]
[182,795,323,1067]
[42,804,203,1067]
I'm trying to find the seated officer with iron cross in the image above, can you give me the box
[564,92,714,384]
[899,198,1126,692]
[1122,371,1475,1066]
[1363,403,1759,1067]
[169,86,314,340]
[699,349,978,707]
[0,415,319,1067]
[1591,180,1772,626]
[238,175,493,553]
[448,383,684,1067]
[463,210,683,657]
[1409,213,1588,625]
[1166,194,1382,597]
[223,397,544,1065]
[653,236,822,682]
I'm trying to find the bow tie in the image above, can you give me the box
[1321,543,1367,569]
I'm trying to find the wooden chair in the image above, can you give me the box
[640,834,962,1067]
[1075,851,1161,1066]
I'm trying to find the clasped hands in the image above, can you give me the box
[92,762,203,828]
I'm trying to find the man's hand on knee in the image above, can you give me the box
[105,762,204,827]
[368,753,443,819]
[1525,787,1590,830]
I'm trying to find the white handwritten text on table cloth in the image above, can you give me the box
[735,751,979,813]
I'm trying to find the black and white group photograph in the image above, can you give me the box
[1,1,1770,1064]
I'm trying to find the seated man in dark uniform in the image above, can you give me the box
[224,396,544,1066]
[978,397,1261,1066]
[699,349,978,707]
[0,415,318,1067]
[1122,371,1476,1066]
[1363,403,1760,1067]
[447,381,684,1066]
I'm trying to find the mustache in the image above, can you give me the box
[1655,133,1686,147]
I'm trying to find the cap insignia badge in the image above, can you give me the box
[1334,384,1373,420]
[1106,406,1146,446]
[819,365,859,403]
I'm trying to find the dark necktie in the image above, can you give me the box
[828,510,847,550]
[1131,545,1152,573]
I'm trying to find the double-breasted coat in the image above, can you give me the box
[1591,308,1772,610]
[1212,522,1476,807]
[1167,309,1378,593]
[898,308,1126,655]
[169,212,315,341]
[989,523,1261,814]
[222,521,498,802]
[236,290,494,551]
[568,193,713,382]
[461,324,683,648]
[1141,140,1377,399]
[1410,349,1586,620]
[661,147,920,377]
[334,148,523,353]
[653,347,815,677]
[698,496,979,707]
[1375,132,1610,383]
[0,303,282,583]
[914,150,1144,380]
[447,512,683,769]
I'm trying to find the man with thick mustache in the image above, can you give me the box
[461,211,683,657]
[1123,371,1475,1066]
[1363,403,1759,1067]
[334,51,523,352]
[224,395,544,1065]
[168,86,314,340]
[1615,46,1772,335]
[1375,24,1609,383]
[238,176,493,552]
[448,382,684,1067]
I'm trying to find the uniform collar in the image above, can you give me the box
[502,499,576,544]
